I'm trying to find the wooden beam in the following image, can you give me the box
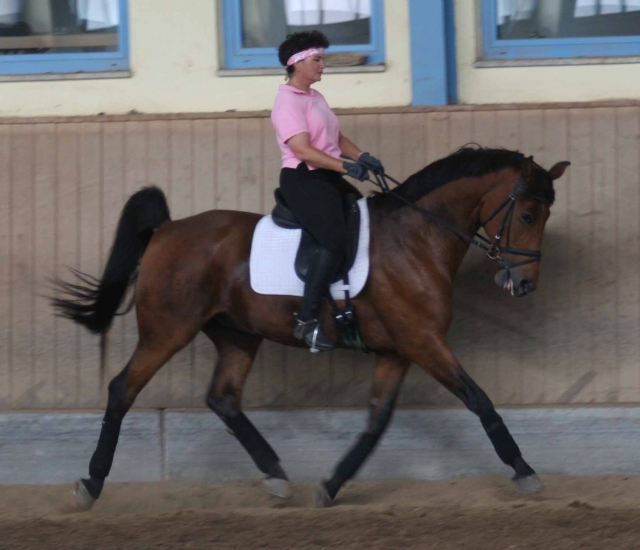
[0,33,118,50]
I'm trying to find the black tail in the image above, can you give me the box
[51,186,171,334]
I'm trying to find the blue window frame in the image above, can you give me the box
[221,0,385,69]
[0,0,129,76]
[481,0,640,60]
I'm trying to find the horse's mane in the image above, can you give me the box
[370,145,555,212]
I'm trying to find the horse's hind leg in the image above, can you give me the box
[74,340,189,511]
[315,353,410,507]
[203,322,290,498]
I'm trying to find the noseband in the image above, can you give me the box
[369,174,542,272]
[476,178,541,272]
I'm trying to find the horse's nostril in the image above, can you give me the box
[520,279,534,294]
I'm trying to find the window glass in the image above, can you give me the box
[496,0,640,39]
[0,0,120,56]
[241,0,371,48]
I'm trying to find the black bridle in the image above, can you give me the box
[367,172,542,273]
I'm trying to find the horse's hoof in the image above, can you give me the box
[263,477,291,499]
[513,474,544,494]
[313,482,333,508]
[74,479,96,511]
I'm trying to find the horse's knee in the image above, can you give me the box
[455,370,495,418]
[206,392,240,421]
[206,391,283,478]
[366,395,396,436]
[466,390,495,420]
[465,387,507,436]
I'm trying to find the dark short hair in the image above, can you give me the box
[278,31,330,75]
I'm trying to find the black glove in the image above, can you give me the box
[358,152,385,175]
[343,161,369,181]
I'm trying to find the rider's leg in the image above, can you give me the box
[279,165,348,352]
[293,246,338,351]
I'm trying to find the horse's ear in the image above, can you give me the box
[548,161,570,181]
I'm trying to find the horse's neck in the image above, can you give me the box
[407,174,501,277]
[422,176,491,225]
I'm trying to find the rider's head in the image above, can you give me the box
[278,31,330,78]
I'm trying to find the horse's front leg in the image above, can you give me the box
[314,352,409,507]
[406,334,542,494]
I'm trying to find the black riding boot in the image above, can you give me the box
[294,247,337,352]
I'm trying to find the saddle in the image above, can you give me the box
[271,188,361,283]
[270,189,369,353]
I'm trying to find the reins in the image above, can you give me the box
[366,172,541,271]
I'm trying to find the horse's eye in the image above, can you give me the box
[520,212,534,225]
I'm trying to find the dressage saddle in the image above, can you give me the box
[270,188,361,283]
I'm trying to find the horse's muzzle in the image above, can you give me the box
[515,279,535,296]
[494,269,536,297]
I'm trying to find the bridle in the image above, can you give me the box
[368,172,542,273]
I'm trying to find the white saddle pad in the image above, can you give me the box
[249,197,370,300]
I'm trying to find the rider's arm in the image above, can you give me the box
[338,133,364,161]
[287,132,348,173]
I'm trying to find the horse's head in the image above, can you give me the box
[481,158,570,297]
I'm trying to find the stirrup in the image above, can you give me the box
[308,323,321,354]
[293,313,317,340]
[293,313,332,353]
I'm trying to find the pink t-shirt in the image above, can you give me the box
[271,84,342,170]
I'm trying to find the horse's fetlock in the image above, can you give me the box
[82,477,105,500]
[267,462,288,480]
[511,456,535,477]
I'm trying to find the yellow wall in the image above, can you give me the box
[4,1,638,117]
[455,0,640,104]
[0,0,411,118]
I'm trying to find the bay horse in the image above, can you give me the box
[52,146,569,510]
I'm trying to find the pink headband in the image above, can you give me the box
[286,47,325,67]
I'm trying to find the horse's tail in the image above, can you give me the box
[51,186,171,335]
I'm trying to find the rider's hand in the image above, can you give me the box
[343,161,369,181]
[358,152,385,175]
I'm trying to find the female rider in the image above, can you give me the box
[271,30,384,352]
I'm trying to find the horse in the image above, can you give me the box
[52,146,570,510]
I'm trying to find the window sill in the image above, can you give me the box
[0,70,131,83]
[475,57,640,68]
[217,64,386,77]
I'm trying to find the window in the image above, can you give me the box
[481,0,640,60]
[0,0,129,76]
[221,0,385,69]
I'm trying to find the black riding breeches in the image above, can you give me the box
[279,163,363,258]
